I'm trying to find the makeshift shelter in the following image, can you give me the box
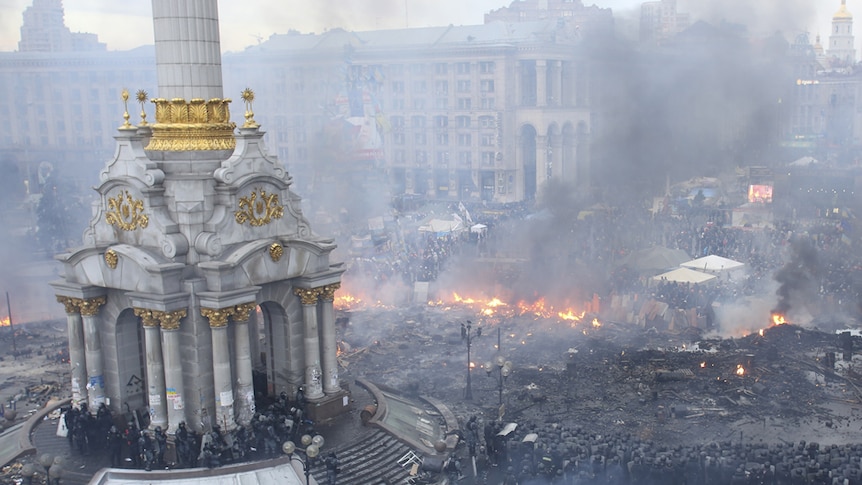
[681,255,744,274]
[418,219,463,236]
[616,246,691,274]
[652,267,717,285]
[789,156,819,167]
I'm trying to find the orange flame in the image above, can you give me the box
[335,286,591,327]
[771,314,787,326]
[0,316,9,327]
[736,364,745,376]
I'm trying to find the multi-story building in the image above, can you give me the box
[0,0,154,190]
[17,0,105,53]
[484,0,613,35]
[2,0,608,205]
[639,0,690,45]
[222,19,601,203]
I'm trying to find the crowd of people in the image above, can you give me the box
[443,415,862,484]
[59,386,340,479]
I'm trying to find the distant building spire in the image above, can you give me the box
[828,0,856,64]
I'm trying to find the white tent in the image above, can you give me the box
[789,156,819,167]
[418,219,463,234]
[681,255,744,273]
[652,267,717,285]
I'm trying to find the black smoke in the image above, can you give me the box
[585,19,795,205]
[772,237,819,316]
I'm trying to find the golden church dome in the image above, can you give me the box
[835,0,853,20]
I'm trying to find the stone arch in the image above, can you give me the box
[257,285,304,399]
[520,124,538,200]
[114,307,146,420]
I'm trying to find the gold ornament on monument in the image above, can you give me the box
[104,249,118,269]
[146,97,236,151]
[120,89,133,128]
[241,88,259,128]
[235,189,284,227]
[136,89,149,126]
[105,190,149,231]
[269,243,284,262]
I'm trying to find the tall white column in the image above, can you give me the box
[295,288,324,400]
[202,307,236,431]
[550,61,562,107]
[536,135,549,192]
[232,302,257,426]
[318,284,341,395]
[151,0,224,100]
[57,297,87,409]
[158,310,187,435]
[536,60,547,108]
[135,309,167,430]
[79,297,106,412]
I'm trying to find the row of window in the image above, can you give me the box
[391,150,498,167]
[385,97,496,110]
[389,132,499,147]
[390,61,496,77]
[390,79,495,94]
[391,115,500,129]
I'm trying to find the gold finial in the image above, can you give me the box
[136,89,149,126]
[121,88,133,128]
[241,88,259,128]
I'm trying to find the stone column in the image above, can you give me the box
[232,302,257,426]
[318,284,341,395]
[80,296,107,411]
[515,62,523,106]
[57,297,87,409]
[552,135,564,180]
[295,288,324,400]
[550,60,562,107]
[156,309,187,435]
[151,0,224,101]
[536,60,547,107]
[134,309,167,430]
[536,135,549,190]
[202,307,236,431]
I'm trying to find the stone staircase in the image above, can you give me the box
[309,429,419,485]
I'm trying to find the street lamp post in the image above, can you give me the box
[485,329,513,406]
[283,434,325,485]
[462,320,481,400]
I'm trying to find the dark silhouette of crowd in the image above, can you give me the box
[59,386,320,471]
[447,415,862,484]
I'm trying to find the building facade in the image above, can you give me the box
[639,0,690,45]
[223,20,597,203]
[2,7,605,205]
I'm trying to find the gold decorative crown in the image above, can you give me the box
[146,97,236,151]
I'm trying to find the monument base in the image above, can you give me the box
[307,387,352,422]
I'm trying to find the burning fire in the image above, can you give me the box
[333,287,597,328]
[447,293,589,325]
[771,313,787,326]
[0,317,8,327]
[736,364,745,376]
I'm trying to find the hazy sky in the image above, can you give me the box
[0,0,839,53]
